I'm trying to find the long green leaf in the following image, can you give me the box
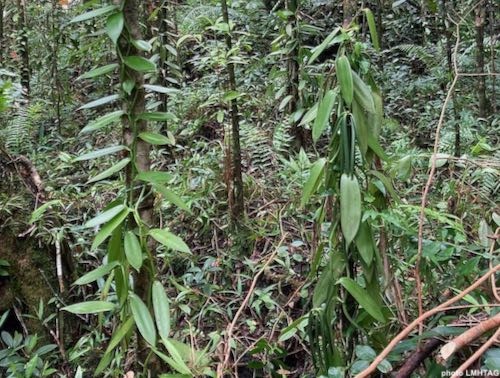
[80,110,124,134]
[338,277,385,322]
[153,184,191,213]
[355,222,374,265]
[340,173,361,247]
[91,208,130,251]
[84,204,127,228]
[123,56,156,72]
[138,112,177,122]
[363,8,380,51]
[153,349,192,375]
[77,64,119,81]
[75,145,126,161]
[139,132,173,146]
[124,231,143,271]
[143,84,180,95]
[106,12,124,45]
[152,281,171,341]
[336,56,353,105]
[308,27,341,65]
[352,72,375,113]
[149,229,191,254]
[162,339,193,375]
[74,262,120,285]
[104,316,135,355]
[136,171,173,184]
[69,5,117,23]
[301,158,326,206]
[62,301,115,314]
[30,200,62,224]
[312,90,337,142]
[129,294,156,346]
[87,158,131,183]
[78,94,120,110]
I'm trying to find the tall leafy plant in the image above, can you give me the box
[300,10,395,375]
[63,1,200,375]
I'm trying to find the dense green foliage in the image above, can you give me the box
[0,0,498,377]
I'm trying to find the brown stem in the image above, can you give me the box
[394,338,444,378]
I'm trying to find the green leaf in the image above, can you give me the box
[87,158,131,183]
[69,5,117,23]
[106,12,124,45]
[143,84,180,95]
[301,158,326,206]
[336,56,353,105]
[153,349,192,375]
[91,208,130,251]
[338,277,385,322]
[153,184,191,213]
[75,145,126,161]
[103,316,135,355]
[162,339,193,375]
[30,200,62,223]
[136,171,173,185]
[123,56,156,72]
[340,173,361,247]
[77,63,119,80]
[84,204,127,228]
[368,170,400,201]
[132,39,153,52]
[138,112,177,122]
[62,301,115,314]
[223,90,242,102]
[80,110,124,134]
[312,90,337,142]
[308,27,341,64]
[130,293,156,346]
[78,94,120,110]
[138,132,173,145]
[149,229,191,254]
[355,222,374,265]
[74,262,120,285]
[377,359,392,373]
[152,281,171,341]
[363,8,380,51]
[124,231,143,271]
[279,95,293,111]
[351,100,369,156]
[355,345,377,360]
[299,103,318,126]
[352,71,375,113]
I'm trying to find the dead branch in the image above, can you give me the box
[394,338,444,378]
[355,264,500,378]
[439,312,500,362]
[451,327,500,378]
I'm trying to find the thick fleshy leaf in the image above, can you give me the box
[153,184,191,213]
[74,262,120,285]
[69,5,117,23]
[124,231,143,270]
[87,158,131,183]
[91,209,130,251]
[123,56,156,72]
[143,84,180,95]
[355,222,374,265]
[363,8,380,51]
[139,132,173,145]
[351,100,369,156]
[299,103,318,126]
[138,112,177,122]
[78,94,120,110]
[62,301,115,314]
[77,64,119,80]
[129,294,156,346]
[301,158,326,206]
[152,281,171,341]
[340,173,361,247]
[106,12,124,45]
[308,27,341,64]
[336,56,353,105]
[352,72,375,113]
[84,204,127,228]
[312,90,336,142]
[80,110,124,134]
[149,229,190,254]
[75,145,126,161]
[104,316,134,355]
[338,278,385,322]
[136,171,173,184]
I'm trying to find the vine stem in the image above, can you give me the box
[415,21,460,335]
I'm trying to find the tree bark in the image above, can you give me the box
[475,2,487,117]
[15,0,30,96]
[0,0,4,65]
[221,0,244,221]
[343,0,357,26]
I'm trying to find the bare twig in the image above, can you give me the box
[415,20,460,335]
[451,327,500,378]
[355,264,500,378]
[217,234,287,377]
[394,338,444,378]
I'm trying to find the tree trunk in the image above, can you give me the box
[0,0,4,65]
[375,0,384,49]
[343,0,356,26]
[475,2,487,117]
[488,0,496,114]
[221,0,244,221]
[15,0,30,96]
[117,0,155,367]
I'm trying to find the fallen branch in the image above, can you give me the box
[355,264,500,378]
[451,327,500,378]
[394,338,444,378]
[439,312,500,362]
